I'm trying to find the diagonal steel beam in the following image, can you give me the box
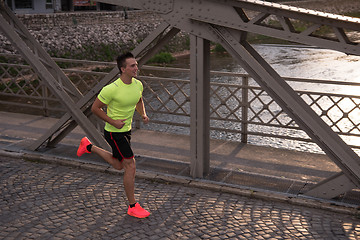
[28,22,178,150]
[96,0,360,197]
[184,0,360,56]
[0,2,82,100]
[206,24,360,196]
[0,12,109,148]
[304,172,357,199]
[136,26,180,66]
[98,0,360,56]
[3,0,360,197]
[28,66,120,151]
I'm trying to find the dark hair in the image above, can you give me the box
[116,52,135,73]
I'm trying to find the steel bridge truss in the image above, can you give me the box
[1,0,360,199]
[0,1,179,151]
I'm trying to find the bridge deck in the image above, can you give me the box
[1,111,359,205]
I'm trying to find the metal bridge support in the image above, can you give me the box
[190,35,210,178]
[304,172,357,199]
[90,0,360,198]
[0,0,179,151]
[2,0,360,199]
[26,22,179,150]
[0,1,110,149]
[206,25,360,198]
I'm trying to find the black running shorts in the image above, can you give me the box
[104,130,134,161]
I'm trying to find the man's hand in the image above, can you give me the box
[136,98,149,124]
[111,119,127,129]
[142,115,149,124]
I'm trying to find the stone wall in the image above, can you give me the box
[17,10,158,28]
[0,10,166,56]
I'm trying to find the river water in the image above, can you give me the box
[141,44,360,154]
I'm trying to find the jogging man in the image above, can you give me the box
[77,52,150,218]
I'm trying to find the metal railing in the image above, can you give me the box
[1,53,360,153]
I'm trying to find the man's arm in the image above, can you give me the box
[136,97,149,124]
[91,97,126,129]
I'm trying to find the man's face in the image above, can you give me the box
[122,58,138,77]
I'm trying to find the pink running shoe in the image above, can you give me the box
[77,137,91,157]
[127,203,150,218]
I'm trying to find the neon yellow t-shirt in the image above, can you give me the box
[98,77,143,132]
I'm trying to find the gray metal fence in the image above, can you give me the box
[1,53,360,153]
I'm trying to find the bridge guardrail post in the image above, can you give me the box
[135,113,141,129]
[42,84,49,117]
[241,76,248,143]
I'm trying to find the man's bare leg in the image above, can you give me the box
[122,157,136,204]
[92,146,136,204]
[91,145,123,170]
[77,138,149,217]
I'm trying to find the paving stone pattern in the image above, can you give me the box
[0,156,359,240]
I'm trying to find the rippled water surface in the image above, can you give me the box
[171,45,360,81]
[143,45,360,153]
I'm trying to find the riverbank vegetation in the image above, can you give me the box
[147,52,175,64]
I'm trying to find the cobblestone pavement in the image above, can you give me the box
[1,156,360,240]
